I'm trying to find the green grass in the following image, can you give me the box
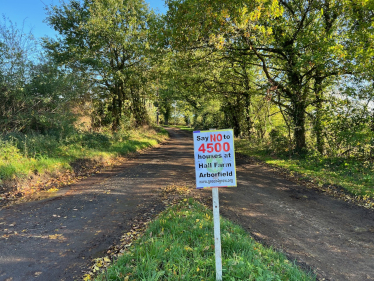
[168,125,195,132]
[165,125,374,200]
[94,199,315,281]
[235,139,374,201]
[0,126,168,184]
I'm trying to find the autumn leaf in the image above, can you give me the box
[83,274,92,281]
[48,234,65,241]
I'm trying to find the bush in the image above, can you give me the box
[269,129,290,155]
[193,112,225,130]
[3,132,59,158]
[81,132,112,149]
[0,140,23,161]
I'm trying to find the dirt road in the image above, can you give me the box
[221,159,374,280]
[0,129,195,281]
[1,128,374,280]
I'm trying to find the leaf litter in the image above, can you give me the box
[82,184,206,280]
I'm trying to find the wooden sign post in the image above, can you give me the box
[193,129,237,281]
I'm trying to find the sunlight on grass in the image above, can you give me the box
[169,125,195,132]
[94,199,315,281]
[0,126,168,183]
[235,138,374,200]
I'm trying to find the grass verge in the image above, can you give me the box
[235,139,374,206]
[93,199,315,281]
[168,125,195,132]
[167,126,374,205]
[0,126,168,197]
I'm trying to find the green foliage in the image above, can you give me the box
[80,133,112,149]
[269,129,290,156]
[1,0,373,199]
[0,126,168,183]
[321,96,374,158]
[192,101,225,130]
[0,140,22,162]
[96,199,314,281]
[0,16,36,132]
[44,0,156,130]
[163,0,374,155]
[157,89,173,125]
[236,138,374,200]
[0,16,83,134]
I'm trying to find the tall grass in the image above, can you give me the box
[0,126,168,184]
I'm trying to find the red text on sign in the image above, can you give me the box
[198,142,230,153]
[210,134,222,142]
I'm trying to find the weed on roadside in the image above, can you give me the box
[93,199,315,281]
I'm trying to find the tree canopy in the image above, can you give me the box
[0,0,373,158]
[44,0,156,129]
[162,0,374,156]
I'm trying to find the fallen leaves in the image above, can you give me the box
[160,184,192,207]
[48,234,66,241]
[82,208,159,280]
[81,184,199,280]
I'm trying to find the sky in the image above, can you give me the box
[0,0,168,40]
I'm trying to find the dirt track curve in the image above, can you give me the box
[1,128,374,280]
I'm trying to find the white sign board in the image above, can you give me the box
[193,129,237,189]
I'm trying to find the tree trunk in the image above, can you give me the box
[241,60,253,139]
[314,76,325,155]
[223,99,241,137]
[293,100,307,156]
[131,88,148,127]
[163,106,170,125]
[111,82,123,131]
[244,92,253,139]
[111,95,119,131]
[315,93,324,155]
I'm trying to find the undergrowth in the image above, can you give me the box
[0,126,168,185]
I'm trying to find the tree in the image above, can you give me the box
[24,58,88,135]
[0,16,37,132]
[44,0,155,130]
[157,32,261,136]
[0,15,83,134]
[165,0,355,154]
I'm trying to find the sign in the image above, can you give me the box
[193,129,236,189]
